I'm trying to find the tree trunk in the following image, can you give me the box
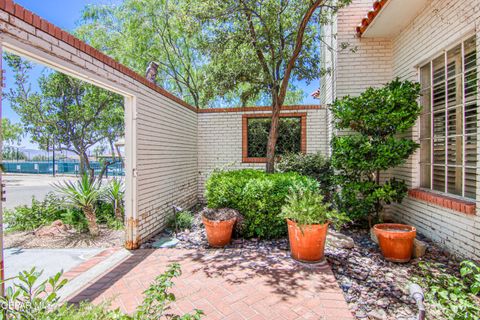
[84,206,99,236]
[266,98,282,173]
[114,200,123,221]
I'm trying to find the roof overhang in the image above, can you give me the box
[356,0,429,38]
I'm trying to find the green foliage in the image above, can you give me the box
[192,0,351,107]
[0,268,67,320]
[104,178,125,221]
[460,261,480,295]
[330,79,421,223]
[168,211,194,232]
[3,192,120,233]
[4,193,69,232]
[413,261,480,320]
[276,152,334,202]
[54,174,102,236]
[135,263,202,319]
[1,118,24,146]
[205,169,318,238]
[280,190,349,230]
[0,264,203,320]
[4,179,123,233]
[4,53,124,174]
[77,0,210,108]
[247,117,301,158]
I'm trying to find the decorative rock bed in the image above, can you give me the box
[142,209,461,320]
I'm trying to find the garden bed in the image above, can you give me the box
[4,225,123,249]
[143,207,473,320]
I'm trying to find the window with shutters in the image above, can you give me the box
[419,36,477,199]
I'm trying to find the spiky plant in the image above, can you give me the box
[105,178,125,222]
[55,174,101,236]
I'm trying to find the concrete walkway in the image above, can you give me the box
[67,248,353,320]
[4,248,102,287]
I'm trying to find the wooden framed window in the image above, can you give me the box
[242,113,307,163]
[419,35,477,199]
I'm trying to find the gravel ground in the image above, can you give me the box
[4,226,123,249]
[143,208,467,320]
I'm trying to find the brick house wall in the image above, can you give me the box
[327,0,480,258]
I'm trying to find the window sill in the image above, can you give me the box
[408,189,476,215]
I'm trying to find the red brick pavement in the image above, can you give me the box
[67,248,353,320]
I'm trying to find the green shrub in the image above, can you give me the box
[168,210,194,231]
[280,190,349,229]
[276,152,334,202]
[331,79,421,225]
[205,169,318,238]
[4,190,121,233]
[0,265,203,320]
[413,261,480,319]
[4,193,68,231]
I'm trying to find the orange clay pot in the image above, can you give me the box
[374,223,416,263]
[287,219,329,263]
[202,216,236,247]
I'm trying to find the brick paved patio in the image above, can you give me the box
[68,248,353,320]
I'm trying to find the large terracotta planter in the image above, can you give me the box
[287,219,329,263]
[202,216,236,247]
[374,223,416,263]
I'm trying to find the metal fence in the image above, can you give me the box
[3,160,124,176]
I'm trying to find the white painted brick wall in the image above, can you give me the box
[332,0,480,259]
[197,108,329,199]
[0,10,198,246]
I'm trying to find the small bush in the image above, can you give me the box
[5,189,121,233]
[276,152,334,202]
[280,190,349,229]
[0,264,203,320]
[205,169,318,239]
[413,261,480,319]
[168,210,194,231]
[4,193,68,231]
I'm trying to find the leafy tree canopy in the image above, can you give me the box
[75,0,314,108]
[4,53,124,174]
[2,118,23,146]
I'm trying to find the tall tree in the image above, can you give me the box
[76,0,208,108]
[4,54,124,175]
[76,0,304,108]
[193,0,351,172]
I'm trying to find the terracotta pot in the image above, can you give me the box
[286,219,329,263]
[202,216,236,247]
[374,223,416,263]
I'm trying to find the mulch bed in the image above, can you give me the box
[4,225,123,249]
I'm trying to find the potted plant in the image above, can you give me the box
[201,208,238,247]
[280,190,349,263]
[374,223,416,262]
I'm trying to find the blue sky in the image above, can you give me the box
[4,0,319,150]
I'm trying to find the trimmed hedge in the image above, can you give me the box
[205,169,318,239]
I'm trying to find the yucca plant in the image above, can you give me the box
[105,178,125,222]
[55,174,101,236]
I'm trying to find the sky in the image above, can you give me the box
[3,0,320,151]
